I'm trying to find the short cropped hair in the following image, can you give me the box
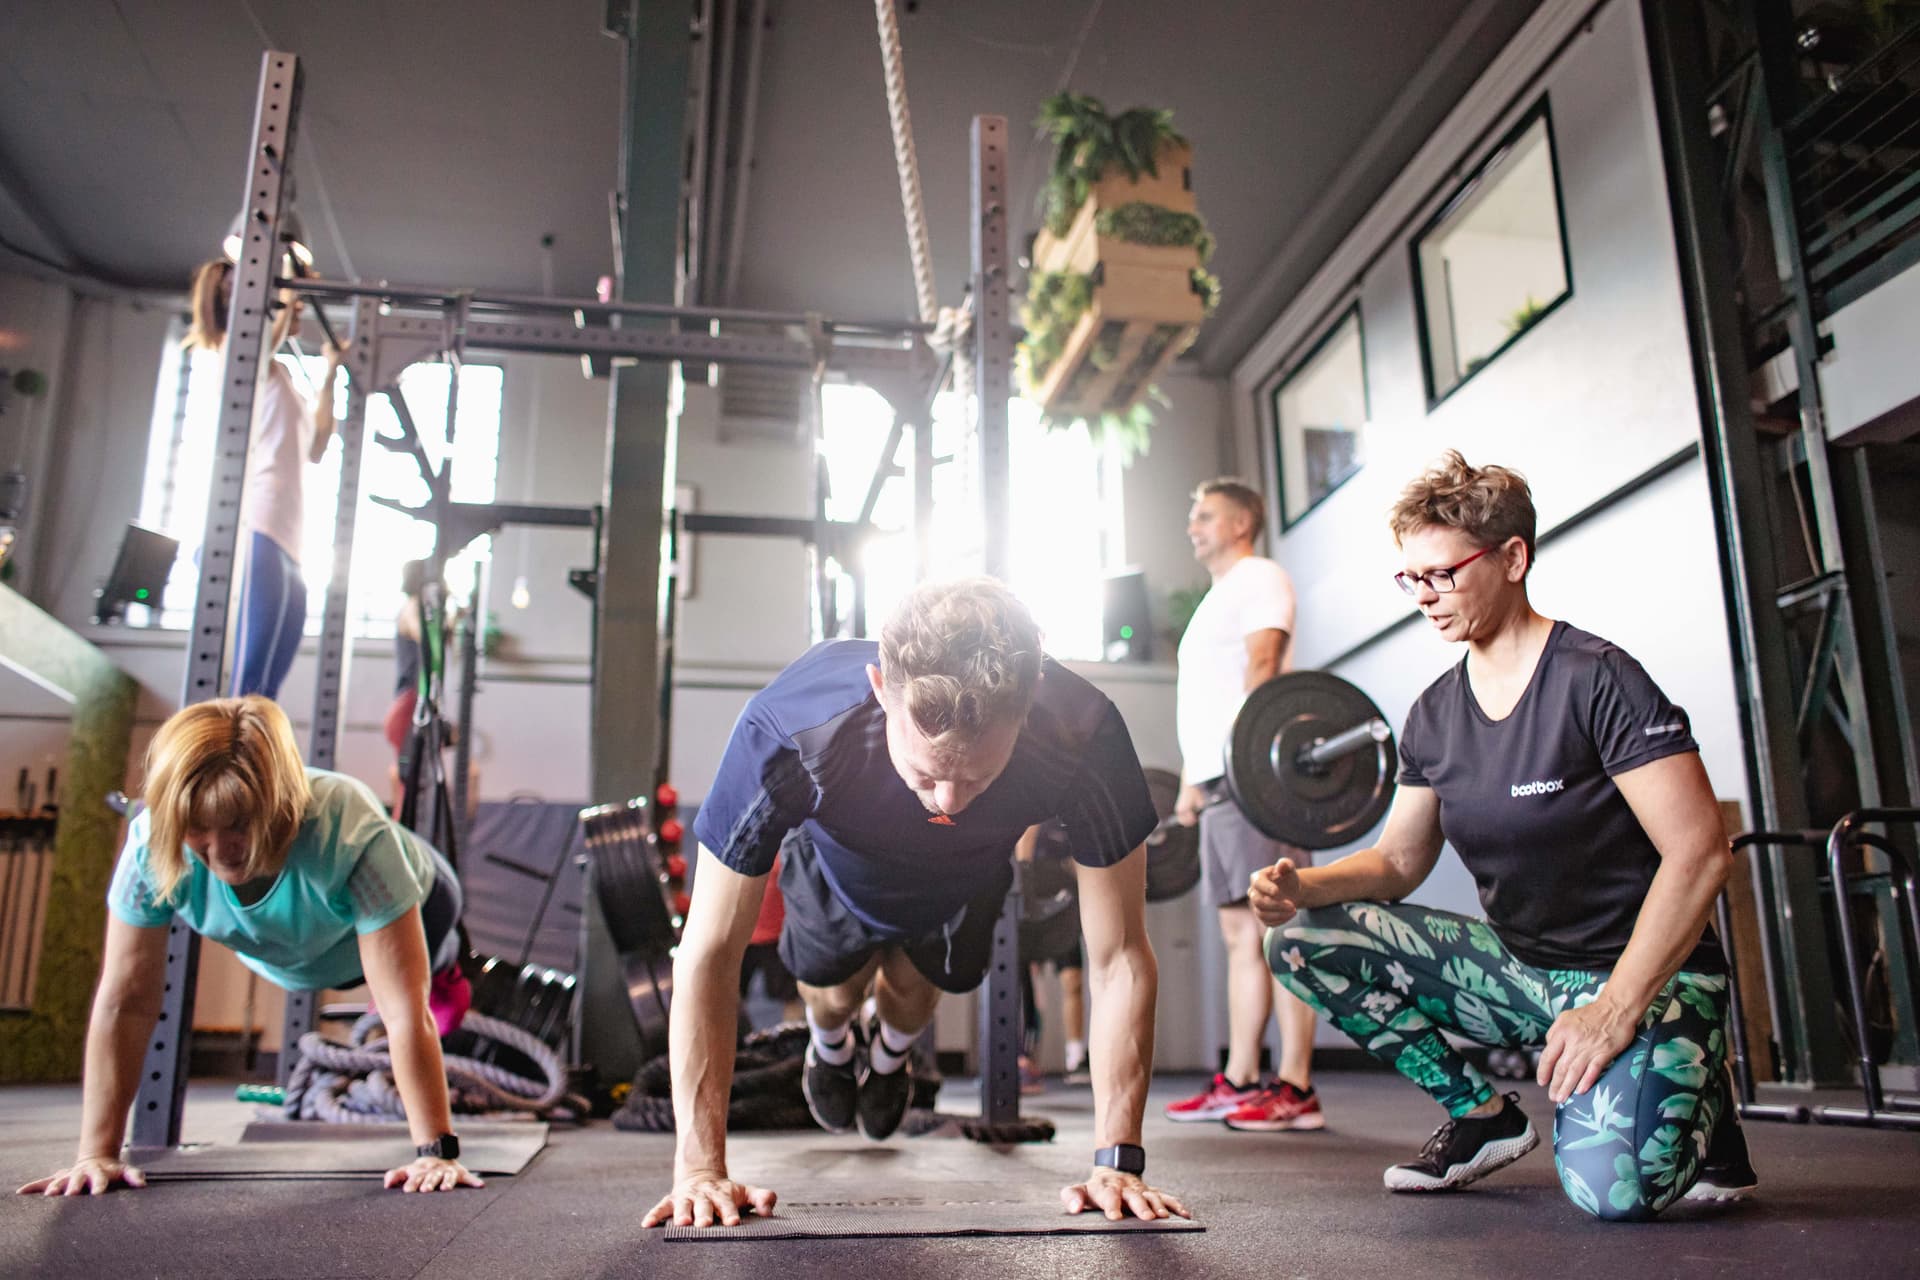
[1389,450,1537,566]
[1191,477,1268,546]
[877,578,1044,752]
[142,696,312,903]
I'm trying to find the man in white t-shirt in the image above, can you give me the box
[1164,478,1324,1132]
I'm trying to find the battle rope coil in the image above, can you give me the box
[281,1010,573,1124]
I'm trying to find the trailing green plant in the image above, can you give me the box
[1018,268,1096,385]
[1094,202,1214,260]
[1042,399,1157,466]
[1190,267,1222,316]
[1037,93,1187,237]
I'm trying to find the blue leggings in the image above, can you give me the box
[231,530,306,700]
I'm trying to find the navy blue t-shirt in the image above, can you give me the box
[693,640,1158,938]
[1398,622,1724,973]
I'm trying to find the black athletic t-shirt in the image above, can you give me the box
[1398,622,1724,973]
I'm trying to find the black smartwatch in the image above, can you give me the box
[416,1133,460,1161]
[1093,1143,1145,1176]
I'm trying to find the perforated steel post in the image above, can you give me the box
[968,114,1022,1125]
[131,51,303,1148]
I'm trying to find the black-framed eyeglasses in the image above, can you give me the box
[1395,545,1497,596]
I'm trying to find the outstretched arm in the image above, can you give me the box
[18,917,168,1196]
[358,907,482,1192]
[642,844,777,1229]
[1064,846,1188,1221]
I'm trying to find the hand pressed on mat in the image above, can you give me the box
[1060,1167,1190,1221]
[384,1155,484,1193]
[643,1171,778,1228]
[17,1156,146,1197]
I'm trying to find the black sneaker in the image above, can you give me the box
[857,1054,914,1140]
[1384,1092,1538,1192]
[1684,1114,1758,1202]
[802,1038,860,1134]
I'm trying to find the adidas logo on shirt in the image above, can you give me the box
[1511,778,1566,797]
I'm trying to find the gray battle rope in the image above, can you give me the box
[282,1010,569,1124]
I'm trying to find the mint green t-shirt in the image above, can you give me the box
[107,769,435,991]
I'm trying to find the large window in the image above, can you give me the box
[137,332,503,637]
[819,384,1122,660]
[1412,99,1571,404]
[1270,306,1367,528]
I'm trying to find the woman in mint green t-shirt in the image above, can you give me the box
[19,696,480,1197]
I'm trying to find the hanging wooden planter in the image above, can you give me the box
[1022,143,1209,420]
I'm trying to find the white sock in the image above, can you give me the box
[868,1018,917,1075]
[807,1008,855,1066]
[1064,1039,1088,1073]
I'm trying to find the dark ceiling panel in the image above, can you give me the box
[0,0,1542,368]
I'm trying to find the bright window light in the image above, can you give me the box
[819,384,1118,660]
[136,334,503,637]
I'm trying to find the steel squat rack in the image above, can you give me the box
[133,50,1037,1146]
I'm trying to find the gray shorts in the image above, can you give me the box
[1198,780,1308,908]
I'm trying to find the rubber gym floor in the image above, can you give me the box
[3,1070,1917,1279]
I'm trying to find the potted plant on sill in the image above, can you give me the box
[1018,93,1220,459]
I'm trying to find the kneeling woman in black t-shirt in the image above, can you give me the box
[1249,451,1754,1222]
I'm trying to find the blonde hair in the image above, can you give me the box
[877,578,1043,752]
[1191,477,1268,546]
[142,697,312,903]
[185,259,233,352]
[1389,450,1537,567]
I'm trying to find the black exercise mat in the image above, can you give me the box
[129,1121,548,1180]
[663,1195,1203,1240]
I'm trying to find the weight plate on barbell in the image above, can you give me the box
[1223,671,1396,851]
[1141,766,1201,902]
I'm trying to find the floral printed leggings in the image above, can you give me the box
[1268,900,1731,1222]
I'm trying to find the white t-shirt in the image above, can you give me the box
[240,362,310,564]
[1175,555,1297,786]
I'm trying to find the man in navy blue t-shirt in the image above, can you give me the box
[641,578,1188,1230]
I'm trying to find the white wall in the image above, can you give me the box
[1223,0,1750,969]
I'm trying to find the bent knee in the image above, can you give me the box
[1558,1165,1663,1223]
[1265,905,1351,975]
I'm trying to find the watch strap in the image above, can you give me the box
[1093,1143,1145,1175]
[416,1133,460,1161]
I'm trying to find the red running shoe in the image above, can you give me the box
[1164,1073,1262,1123]
[1223,1080,1326,1131]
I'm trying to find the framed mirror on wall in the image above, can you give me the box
[1412,97,1573,405]
[1271,305,1369,530]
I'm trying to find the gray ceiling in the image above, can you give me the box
[0,0,1540,374]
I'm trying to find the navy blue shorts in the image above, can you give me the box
[775,830,1011,995]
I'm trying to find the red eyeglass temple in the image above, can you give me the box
[1395,543,1497,591]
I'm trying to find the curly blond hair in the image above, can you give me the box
[142,696,312,903]
[877,578,1043,751]
[1389,450,1536,567]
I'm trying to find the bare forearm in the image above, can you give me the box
[1297,847,1420,909]
[670,948,744,1178]
[1597,848,1731,1020]
[384,1008,456,1146]
[76,995,157,1160]
[1087,939,1157,1148]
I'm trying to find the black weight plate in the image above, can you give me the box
[1140,766,1200,902]
[1224,671,1395,851]
[582,799,679,958]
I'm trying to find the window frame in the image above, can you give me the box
[1409,94,1574,410]
[1267,301,1370,532]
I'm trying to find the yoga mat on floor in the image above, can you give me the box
[129,1121,547,1180]
[663,1195,1203,1240]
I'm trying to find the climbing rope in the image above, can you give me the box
[874,0,938,327]
[281,1010,575,1124]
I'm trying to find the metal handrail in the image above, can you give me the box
[1718,830,1827,1123]
[1819,809,1920,1127]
